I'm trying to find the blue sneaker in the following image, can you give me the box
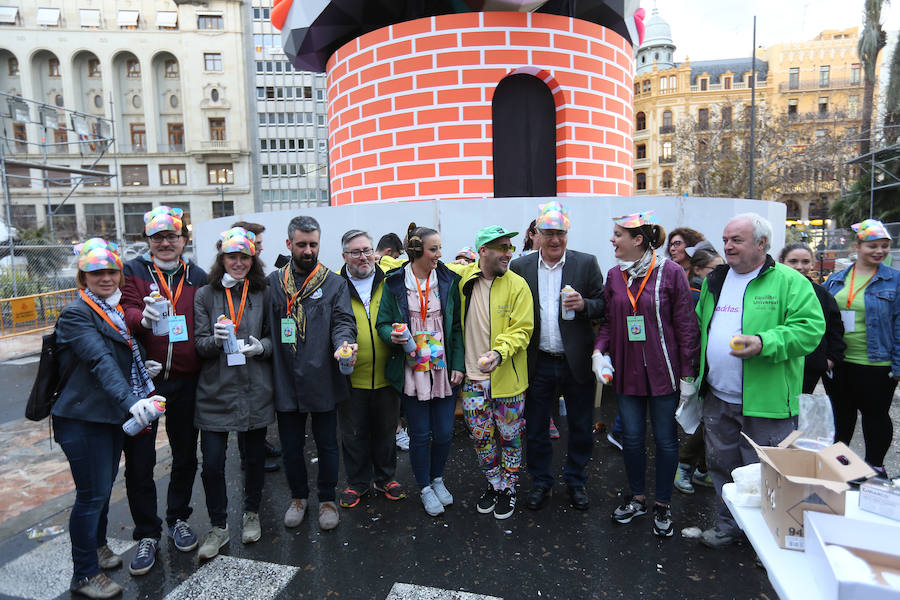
[129,537,158,576]
[168,519,198,552]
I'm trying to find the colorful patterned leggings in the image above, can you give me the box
[461,379,525,491]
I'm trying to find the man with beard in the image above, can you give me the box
[450,226,533,519]
[336,230,406,508]
[267,216,357,531]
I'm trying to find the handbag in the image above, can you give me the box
[24,330,75,421]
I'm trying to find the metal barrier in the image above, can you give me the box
[0,288,78,338]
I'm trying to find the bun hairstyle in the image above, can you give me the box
[629,223,667,251]
[405,222,438,261]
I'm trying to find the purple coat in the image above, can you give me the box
[594,258,700,397]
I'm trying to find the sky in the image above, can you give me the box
[648,0,900,62]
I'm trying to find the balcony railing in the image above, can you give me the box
[786,110,854,122]
[659,125,675,134]
[779,78,861,92]
[659,156,676,164]
[201,140,234,151]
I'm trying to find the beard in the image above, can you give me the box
[293,253,318,273]
[348,262,374,279]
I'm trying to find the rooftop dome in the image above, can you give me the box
[639,8,673,49]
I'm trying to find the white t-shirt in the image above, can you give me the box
[706,267,759,404]
[349,272,375,317]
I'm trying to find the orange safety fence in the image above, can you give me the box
[0,288,78,339]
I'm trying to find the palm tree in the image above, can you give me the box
[858,0,888,156]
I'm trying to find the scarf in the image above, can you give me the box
[222,273,241,288]
[280,262,329,345]
[618,249,658,288]
[83,287,155,398]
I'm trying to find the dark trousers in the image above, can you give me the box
[123,376,199,537]
[277,409,339,502]
[200,428,266,527]
[824,362,898,467]
[617,392,680,505]
[402,394,456,489]
[678,426,707,471]
[526,353,596,488]
[338,386,400,490]
[54,417,123,581]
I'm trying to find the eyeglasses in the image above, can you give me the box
[485,244,516,253]
[344,248,374,258]
[149,234,181,244]
[539,230,567,238]
[669,240,685,247]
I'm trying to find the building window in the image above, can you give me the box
[53,128,67,149]
[55,94,64,107]
[93,94,103,108]
[699,78,708,91]
[164,59,179,78]
[204,53,222,71]
[209,118,225,141]
[668,76,676,91]
[126,59,141,78]
[642,80,651,93]
[210,88,219,102]
[636,172,647,190]
[48,57,60,77]
[721,106,732,128]
[167,123,184,151]
[818,96,828,114]
[87,58,101,77]
[723,76,732,90]
[636,144,646,159]
[207,163,233,184]
[659,77,667,91]
[46,205,76,240]
[850,63,861,85]
[123,202,152,239]
[661,170,673,189]
[819,65,830,87]
[8,57,17,75]
[634,82,640,96]
[198,14,224,30]
[7,167,31,188]
[132,95,142,109]
[635,112,646,131]
[788,98,798,116]
[698,108,709,130]
[662,110,673,129]
[82,164,109,187]
[122,164,149,186]
[129,123,146,151]
[789,67,799,89]
[160,164,186,185]
[84,203,116,237]
[662,141,673,159]
[212,201,234,219]
[12,122,26,152]
[11,205,37,228]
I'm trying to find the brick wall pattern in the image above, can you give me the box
[326,11,634,206]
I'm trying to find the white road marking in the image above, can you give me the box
[163,555,300,600]
[386,582,503,600]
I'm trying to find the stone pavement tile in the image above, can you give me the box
[386,583,503,600]
[163,555,299,600]
[0,534,135,600]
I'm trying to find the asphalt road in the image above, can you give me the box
[0,357,38,425]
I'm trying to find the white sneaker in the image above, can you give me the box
[284,498,307,528]
[197,526,230,560]
[431,477,453,506]
[242,512,261,544]
[420,486,444,516]
[396,428,410,451]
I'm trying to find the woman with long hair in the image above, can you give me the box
[594,212,700,537]
[376,224,464,516]
[193,227,274,559]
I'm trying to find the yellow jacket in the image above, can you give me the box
[340,264,391,390]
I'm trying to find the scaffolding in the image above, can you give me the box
[840,124,900,218]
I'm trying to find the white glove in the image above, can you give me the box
[240,335,264,357]
[591,352,614,383]
[140,296,161,329]
[144,360,162,378]
[679,377,698,406]
[129,398,157,428]
[213,320,230,346]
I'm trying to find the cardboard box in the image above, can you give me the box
[805,511,900,599]
[743,432,875,550]
[860,479,900,522]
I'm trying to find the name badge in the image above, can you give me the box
[626,315,646,342]
[168,315,188,342]
[281,318,296,343]
[840,310,856,333]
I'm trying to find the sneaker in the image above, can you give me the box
[128,538,158,576]
[197,526,230,560]
[420,485,445,516]
[607,430,623,451]
[96,545,122,570]
[284,498,308,528]
[241,512,261,544]
[700,526,741,548]
[549,419,560,439]
[339,487,366,508]
[493,489,516,520]
[674,463,695,495]
[612,495,647,524]
[318,501,340,530]
[373,480,406,501]
[70,572,122,598]
[692,469,714,488]
[396,428,410,451]
[653,504,674,537]
[476,485,499,514]
[430,477,453,506]
[168,520,198,552]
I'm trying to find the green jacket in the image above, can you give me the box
[340,264,390,390]
[696,256,825,418]
[447,262,534,398]
[375,262,465,395]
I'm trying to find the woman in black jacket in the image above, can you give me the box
[779,242,846,392]
[53,239,162,598]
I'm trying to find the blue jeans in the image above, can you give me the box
[402,394,455,489]
[616,392,679,505]
[200,428,266,527]
[277,410,339,502]
[53,416,124,581]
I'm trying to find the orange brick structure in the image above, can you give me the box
[326,12,634,206]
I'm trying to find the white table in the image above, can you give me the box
[723,483,896,600]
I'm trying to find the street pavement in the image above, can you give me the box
[0,351,897,600]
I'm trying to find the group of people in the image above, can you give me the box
[51,200,900,598]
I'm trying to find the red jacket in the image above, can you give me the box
[122,254,208,379]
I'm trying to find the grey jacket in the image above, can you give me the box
[193,284,275,432]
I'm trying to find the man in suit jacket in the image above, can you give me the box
[509,201,605,511]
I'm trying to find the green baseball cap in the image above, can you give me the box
[475,225,519,250]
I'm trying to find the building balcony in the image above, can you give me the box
[659,125,675,135]
[119,144,147,153]
[634,157,650,169]
[200,140,235,151]
[787,110,854,122]
[634,128,650,139]
[659,156,676,164]
[779,78,862,93]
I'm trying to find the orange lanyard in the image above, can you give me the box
[620,253,656,315]
[153,261,186,308]
[79,290,133,349]
[414,274,430,320]
[846,265,875,309]
[283,263,321,316]
[225,281,249,329]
